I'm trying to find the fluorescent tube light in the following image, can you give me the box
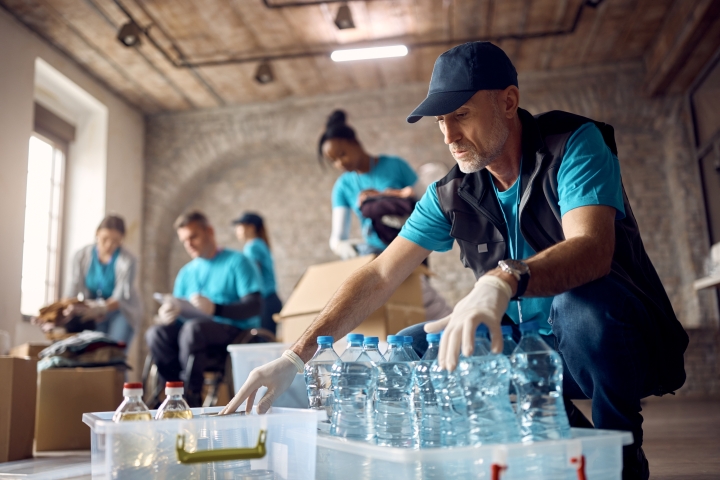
[331,45,408,62]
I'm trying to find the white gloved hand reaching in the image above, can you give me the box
[425,275,512,371]
[219,352,300,415]
[157,302,181,325]
[190,294,215,316]
[330,239,358,260]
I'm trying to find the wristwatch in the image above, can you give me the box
[498,259,531,300]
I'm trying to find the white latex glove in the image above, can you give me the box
[329,238,358,260]
[190,294,215,316]
[425,275,512,371]
[219,354,299,415]
[81,299,108,320]
[157,302,180,325]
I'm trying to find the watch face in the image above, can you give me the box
[503,259,529,274]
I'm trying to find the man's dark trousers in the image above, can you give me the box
[398,275,656,479]
[146,318,242,401]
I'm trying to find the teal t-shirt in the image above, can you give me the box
[243,238,277,297]
[173,248,262,329]
[332,154,418,250]
[399,123,626,333]
[85,247,119,300]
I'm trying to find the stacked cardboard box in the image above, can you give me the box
[0,356,36,462]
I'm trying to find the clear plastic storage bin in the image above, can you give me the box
[83,407,317,479]
[227,343,308,408]
[316,428,632,480]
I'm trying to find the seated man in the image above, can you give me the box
[146,210,262,406]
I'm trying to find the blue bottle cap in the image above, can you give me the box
[386,335,403,345]
[317,336,334,345]
[475,324,489,336]
[519,320,540,334]
[363,336,379,345]
[426,333,441,343]
[501,325,514,336]
[403,336,414,344]
[347,333,364,343]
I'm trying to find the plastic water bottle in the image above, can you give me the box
[403,336,421,361]
[430,350,469,447]
[375,335,416,448]
[305,336,339,420]
[340,333,365,361]
[510,320,571,442]
[155,381,193,420]
[501,325,518,356]
[458,326,520,445]
[330,350,377,442]
[362,336,385,363]
[113,382,152,422]
[414,333,442,448]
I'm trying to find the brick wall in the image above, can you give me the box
[142,62,719,334]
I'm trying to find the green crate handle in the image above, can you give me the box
[176,430,267,464]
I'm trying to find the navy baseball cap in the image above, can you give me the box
[407,42,518,123]
[232,212,263,228]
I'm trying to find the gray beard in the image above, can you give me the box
[453,107,509,174]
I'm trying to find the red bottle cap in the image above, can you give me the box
[124,382,143,389]
[166,381,184,388]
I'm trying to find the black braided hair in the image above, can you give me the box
[317,110,357,163]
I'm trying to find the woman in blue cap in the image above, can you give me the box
[233,212,282,335]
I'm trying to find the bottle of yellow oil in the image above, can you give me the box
[155,381,193,420]
[113,382,152,422]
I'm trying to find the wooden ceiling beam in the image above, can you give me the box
[643,0,720,95]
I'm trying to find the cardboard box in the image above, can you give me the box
[276,255,426,343]
[10,342,50,360]
[35,367,124,452]
[0,356,37,462]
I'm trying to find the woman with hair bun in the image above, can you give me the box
[63,215,143,346]
[319,109,419,258]
[318,110,452,321]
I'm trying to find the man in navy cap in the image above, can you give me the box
[223,42,686,480]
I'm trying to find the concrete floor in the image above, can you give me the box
[3,397,718,479]
[576,396,720,479]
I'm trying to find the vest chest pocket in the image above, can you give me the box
[450,211,507,275]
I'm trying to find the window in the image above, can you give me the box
[20,134,66,316]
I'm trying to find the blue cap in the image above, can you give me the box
[363,336,379,345]
[387,335,403,345]
[519,320,540,334]
[347,333,364,343]
[317,336,334,345]
[403,336,414,345]
[501,325,514,336]
[475,324,489,337]
[232,212,264,228]
[426,333,441,343]
[407,42,518,123]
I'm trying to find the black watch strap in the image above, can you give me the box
[512,272,530,300]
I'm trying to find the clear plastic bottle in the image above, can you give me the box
[330,350,377,443]
[340,333,365,361]
[362,336,385,364]
[501,325,518,356]
[155,381,193,420]
[458,326,520,445]
[304,336,340,420]
[403,336,421,361]
[510,320,571,442]
[430,341,469,447]
[375,335,416,448]
[414,333,442,448]
[113,382,152,422]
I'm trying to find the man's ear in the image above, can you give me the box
[501,85,520,119]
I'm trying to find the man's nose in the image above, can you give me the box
[443,122,461,145]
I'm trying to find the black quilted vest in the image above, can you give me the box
[435,108,688,395]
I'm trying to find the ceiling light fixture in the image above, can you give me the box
[331,45,408,62]
[117,21,143,47]
[255,61,274,84]
[334,5,355,30]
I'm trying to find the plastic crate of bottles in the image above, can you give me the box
[316,428,632,480]
[82,407,317,479]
